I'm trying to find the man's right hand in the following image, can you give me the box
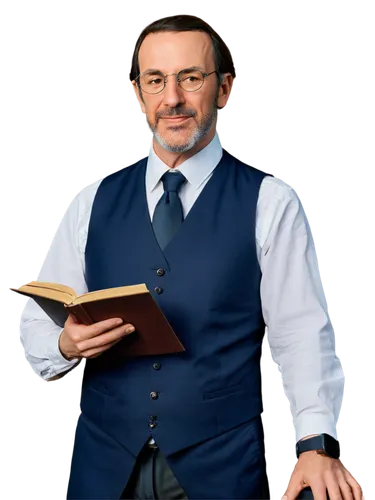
[58,313,135,361]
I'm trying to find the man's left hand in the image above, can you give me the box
[281,451,363,500]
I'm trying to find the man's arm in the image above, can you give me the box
[257,177,345,442]
[19,180,101,381]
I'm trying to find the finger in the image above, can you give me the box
[66,312,81,324]
[87,317,128,339]
[281,488,301,499]
[310,480,330,500]
[64,315,125,341]
[76,317,129,341]
[77,323,135,353]
[339,479,355,500]
[326,475,353,500]
[342,469,363,500]
[83,336,125,358]
[282,477,305,500]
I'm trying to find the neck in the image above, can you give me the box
[152,127,216,169]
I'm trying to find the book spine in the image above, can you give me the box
[67,303,94,325]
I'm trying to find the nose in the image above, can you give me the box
[161,75,186,108]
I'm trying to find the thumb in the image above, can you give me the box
[66,312,81,325]
[282,478,306,500]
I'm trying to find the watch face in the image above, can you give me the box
[322,433,340,459]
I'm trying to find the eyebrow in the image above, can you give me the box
[141,66,206,76]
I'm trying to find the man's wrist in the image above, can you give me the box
[298,433,319,442]
[296,433,340,459]
[58,329,75,361]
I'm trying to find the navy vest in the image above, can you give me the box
[67,149,273,499]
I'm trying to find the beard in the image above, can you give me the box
[146,94,218,153]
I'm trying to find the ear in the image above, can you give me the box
[216,73,234,110]
[132,80,146,114]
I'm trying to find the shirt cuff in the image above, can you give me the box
[295,414,338,442]
[47,327,80,371]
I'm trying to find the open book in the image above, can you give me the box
[11,281,185,357]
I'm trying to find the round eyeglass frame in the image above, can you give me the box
[134,69,218,94]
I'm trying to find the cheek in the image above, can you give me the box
[142,98,159,118]
[190,93,215,116]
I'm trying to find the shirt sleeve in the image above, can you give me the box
[257,176,345,442]
[19,180,101,381]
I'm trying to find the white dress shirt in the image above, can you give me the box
[19,132,344,443]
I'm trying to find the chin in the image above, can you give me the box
[154,130,198,153]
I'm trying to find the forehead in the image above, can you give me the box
[138,31,214,73]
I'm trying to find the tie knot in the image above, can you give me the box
[161,170,186,193]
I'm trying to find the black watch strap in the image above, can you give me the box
[296,433,340,459]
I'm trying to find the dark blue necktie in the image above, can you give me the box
[152,170,186,250]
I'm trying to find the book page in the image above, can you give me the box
[10,285,75,305]
[73,283,148,305]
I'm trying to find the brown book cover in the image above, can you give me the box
[10,281,185,357]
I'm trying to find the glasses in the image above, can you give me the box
[135,68,217,94]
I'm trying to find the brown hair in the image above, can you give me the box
[129,14,236,86]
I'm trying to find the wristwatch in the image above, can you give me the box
[296,433,340,459]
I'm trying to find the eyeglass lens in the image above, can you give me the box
[139,69,205,94]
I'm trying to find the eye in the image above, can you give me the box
[149,78,163,85]
[180,75,199,82]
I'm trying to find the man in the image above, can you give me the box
[19,14,363,500]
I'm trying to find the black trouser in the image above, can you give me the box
[120,440,270,499]
[120,444,188,500]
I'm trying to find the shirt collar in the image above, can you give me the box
[146,132,223,193]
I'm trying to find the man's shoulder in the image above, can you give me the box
[74,178,103,205]
[259,176,299,215]
[224,149,297,202]
[260,174,294,192]
[102,156,148,184]
[225,149,289,187]
[224,149,274,180]
[66,178,103,227]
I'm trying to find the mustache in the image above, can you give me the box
[156,108,196,120]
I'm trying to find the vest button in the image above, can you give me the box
[153,362,161,370]
[156,268,165,276]
[149,415,157,421]
[148,422,157,429]
[154,286,163,294]
[150,391,159,400]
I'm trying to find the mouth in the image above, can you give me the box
[161,116,191,123]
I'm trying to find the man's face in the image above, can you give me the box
[133,31,223,153]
